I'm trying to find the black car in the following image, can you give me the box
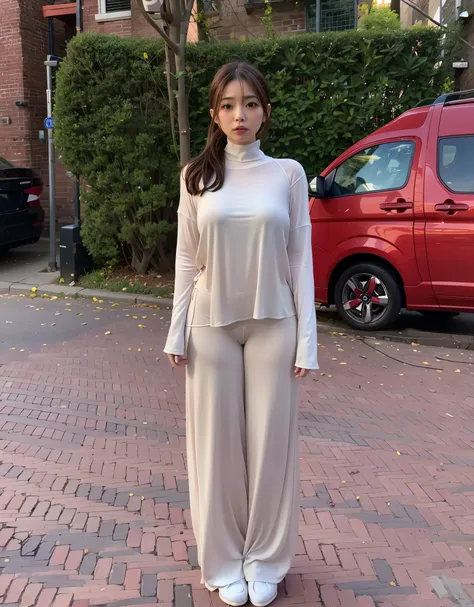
[0,157,45,253]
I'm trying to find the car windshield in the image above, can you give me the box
[0,157,14,170]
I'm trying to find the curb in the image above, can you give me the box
[3,280,471,351]
[1,280,173,309]
[315,309,474,351]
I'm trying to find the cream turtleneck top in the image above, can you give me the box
[164,140,318,370]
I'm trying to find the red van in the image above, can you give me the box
[309,90,474,330]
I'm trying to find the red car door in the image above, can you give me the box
[311,138,420,317]
[424,102,474,307]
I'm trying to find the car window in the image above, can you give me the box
[438,136,474,194]
[328,141,415,197]
[0,157,14,170]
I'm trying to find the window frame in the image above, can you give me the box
[327,140,416,198]
[96,0,132,22]
[437,135,474,195]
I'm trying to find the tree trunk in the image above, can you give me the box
[131,245,156,274]
[390,0,400,15]
[165,44,178,156]
[175,51,191,167]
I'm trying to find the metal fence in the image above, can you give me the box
[307,0,358,33]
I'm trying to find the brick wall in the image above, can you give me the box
[209,0,306,40]
[0,0,75,226]
[0,2,27,165]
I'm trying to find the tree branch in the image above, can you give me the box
[136,0,179,54]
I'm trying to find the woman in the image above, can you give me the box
[164,62,318,607]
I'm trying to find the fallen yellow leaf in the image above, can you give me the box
[411,342,420,347]
[390,581,396,587]
[423,362,430,365]
[31,287,37,293]
[105,331,111,335]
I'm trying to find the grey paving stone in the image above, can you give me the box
[113,524,129,541]
[174,585,193,607]
[102,489,117,505]
[76,484,91,498]
[79,553,98,575]
[188,545,199,568]
[114,492,130,508]
[108,599,158,607]
[141,573,157,597]
[21,536,42,556]
[373,558,394,583]
[89,485,104,501]
[35,541,55,561]
[109,563,126,585]
[98,521,115,538]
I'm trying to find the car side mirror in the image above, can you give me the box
[309,175,327,198]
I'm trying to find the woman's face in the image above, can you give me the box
[210,79,270,146]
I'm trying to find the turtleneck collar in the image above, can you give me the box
[224,139,267,166]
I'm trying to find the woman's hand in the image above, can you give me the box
[294,367,309,379]
[167,354,189,369]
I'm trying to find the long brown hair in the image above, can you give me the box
[185,62,271,196]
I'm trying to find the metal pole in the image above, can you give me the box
[74,0,82,225]
[354,0,358,29]
[46,62,57,272]
[316,0,321,32]
[73,179,80,225]
[48,18,55,55]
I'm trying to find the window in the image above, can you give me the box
[307,0,357,33]
[97,0,131,21]
[327,141,415,197]
[438,136,474,194]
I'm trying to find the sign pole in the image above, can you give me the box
[45,58,57,272]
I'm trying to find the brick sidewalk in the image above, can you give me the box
[1,297,474,607]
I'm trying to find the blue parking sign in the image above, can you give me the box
[44,117,54,129]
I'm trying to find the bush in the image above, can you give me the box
[55,35,178,272]
[55,28,449,271]
[360,6,401,31]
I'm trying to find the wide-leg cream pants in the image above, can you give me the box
[185,290,299,589]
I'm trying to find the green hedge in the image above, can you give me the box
[55,28,448,271]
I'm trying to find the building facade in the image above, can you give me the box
[0,0,360,225]
[400,0,474,89]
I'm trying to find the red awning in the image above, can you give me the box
[42,3,77,18]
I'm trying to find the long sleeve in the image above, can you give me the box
[287,169,319,370]
[164,171,200,356]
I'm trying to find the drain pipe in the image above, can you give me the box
[74,0,82,224]
[76,0,82,33]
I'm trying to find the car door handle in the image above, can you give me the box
[380,199,413,213]
[435,200,469,214]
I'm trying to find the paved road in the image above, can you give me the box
[0,240,54,283]
[0,294,474,607]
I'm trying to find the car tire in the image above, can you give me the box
[334,262,402,331]
[421,311,460,321]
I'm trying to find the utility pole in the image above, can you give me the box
[315,0,321,32]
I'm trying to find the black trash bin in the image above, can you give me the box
[59,224,93,282]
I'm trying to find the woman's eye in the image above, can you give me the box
[248,102,259,108]
[222,104,232,110]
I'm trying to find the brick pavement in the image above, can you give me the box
[0,296,474,606]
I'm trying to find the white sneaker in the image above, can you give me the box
[205,579,248,606]
[249,582,278,607]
